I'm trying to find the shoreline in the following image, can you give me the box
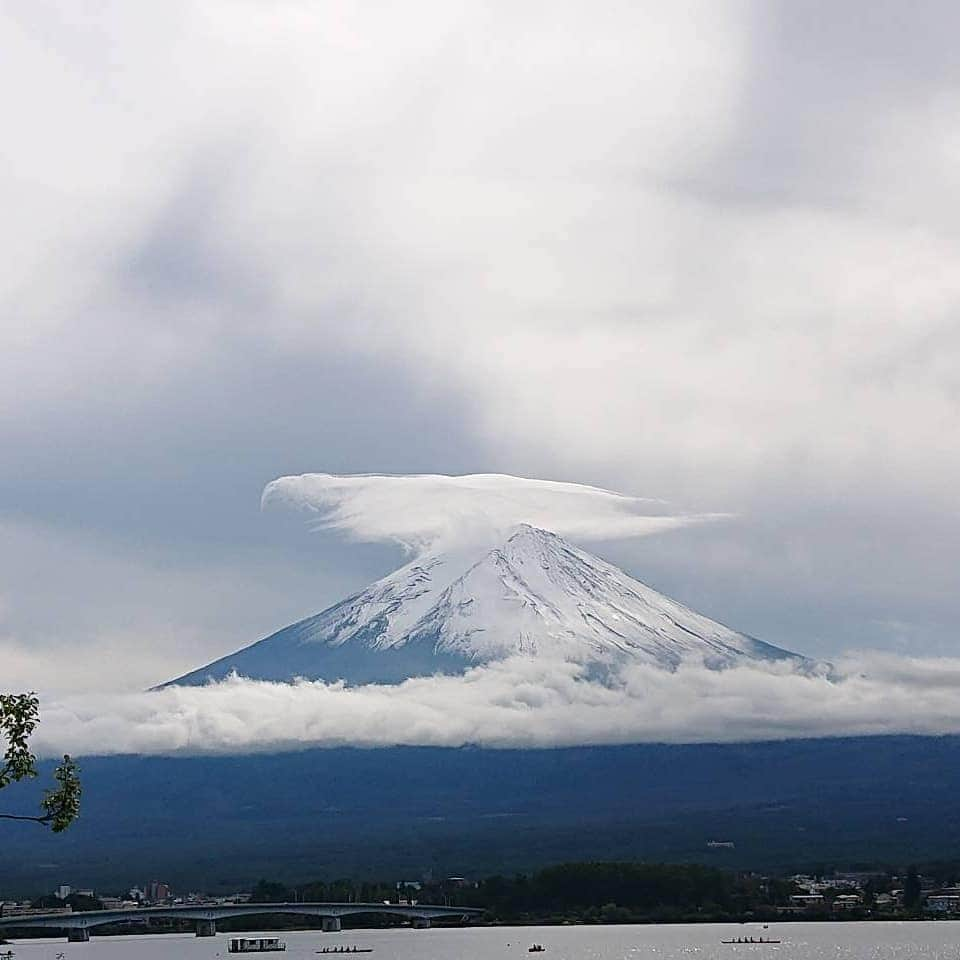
[3,913,955,941]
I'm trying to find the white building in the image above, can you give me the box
[832,894,863,911]
[789,894,825,909]
[926,894,960,913]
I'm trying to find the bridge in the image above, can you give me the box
[0,901,485,942]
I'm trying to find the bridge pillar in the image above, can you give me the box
[196,919,217,937]
[411,917,431,929]
[322,917,342,932]
[67,928,91,942]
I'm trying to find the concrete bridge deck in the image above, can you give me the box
[0,901,485,942]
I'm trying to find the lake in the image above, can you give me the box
[6,922,960,960]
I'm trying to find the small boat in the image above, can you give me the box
[529,946,546,953]
[317,949,374,954]
[721,938,780,945]
[228,937,287,953]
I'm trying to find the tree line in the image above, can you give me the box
[251,862,773,923]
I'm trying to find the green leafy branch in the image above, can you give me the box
[0,692,81,832]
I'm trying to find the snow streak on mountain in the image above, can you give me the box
[168,525,806,687]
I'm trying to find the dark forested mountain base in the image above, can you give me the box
[4,736,960,893]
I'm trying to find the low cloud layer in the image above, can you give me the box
[262,473,719,552]
[33,652,960,758]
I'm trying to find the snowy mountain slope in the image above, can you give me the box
[167,524,807,686]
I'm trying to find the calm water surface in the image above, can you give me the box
[7,923,960,960]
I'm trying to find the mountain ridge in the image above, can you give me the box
[6,737,959,891]
[167,524,806,687]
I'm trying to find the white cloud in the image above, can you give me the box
[9,0,958,513]
[2,0,960,693]
[31,652,960,758]
[262,472,721,552]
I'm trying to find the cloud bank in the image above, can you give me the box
[262,473,720,552]
[32,652,960,758]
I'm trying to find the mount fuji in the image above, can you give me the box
[167,524,807,686]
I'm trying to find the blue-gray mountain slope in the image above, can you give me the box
[168,525,806,687]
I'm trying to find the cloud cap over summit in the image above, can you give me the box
[261,472,722,553]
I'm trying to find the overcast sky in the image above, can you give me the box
[2,0,959,699]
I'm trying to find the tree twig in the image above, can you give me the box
[0,812,52,824]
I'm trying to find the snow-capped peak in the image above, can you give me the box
[167,524,806,686]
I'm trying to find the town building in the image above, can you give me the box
[925,890,960,914]
[145,880,171,903]
[789,894,825,909]
[832,894,863,911]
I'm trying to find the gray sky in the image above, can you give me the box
[2,0,959,698]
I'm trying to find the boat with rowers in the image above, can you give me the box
[721,937,780,944]
[317,949,373,954]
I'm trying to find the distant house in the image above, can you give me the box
[925,894,960,913]
[832,894,863,911]
[789,894,825,909]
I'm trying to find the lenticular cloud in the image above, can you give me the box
[261,472,721,552]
